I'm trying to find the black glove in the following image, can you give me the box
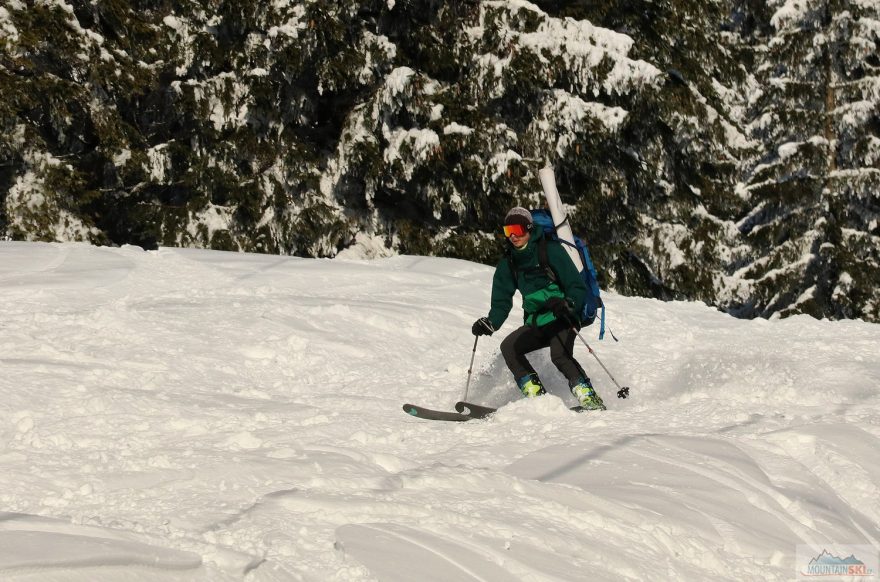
[471,317,495,336]
[545,297,574,324]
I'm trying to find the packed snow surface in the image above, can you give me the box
[1,241,878,581]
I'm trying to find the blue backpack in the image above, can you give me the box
[530,209,606,339]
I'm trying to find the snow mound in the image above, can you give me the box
[0,513,207,581]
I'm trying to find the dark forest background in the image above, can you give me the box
[1,1,878,321]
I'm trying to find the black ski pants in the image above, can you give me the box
[500,319,587,387]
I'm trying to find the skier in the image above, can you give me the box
[471,206,606,410]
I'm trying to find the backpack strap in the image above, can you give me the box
[506,237,557,287]
[537,237,557,283]
[553,214,572,232]
[505,249,517,285]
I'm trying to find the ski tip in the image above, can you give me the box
[401,403,473,422]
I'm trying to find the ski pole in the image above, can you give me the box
[572,328,630,399]
[462,335,479,402]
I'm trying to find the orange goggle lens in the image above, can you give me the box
[503,224,528,237]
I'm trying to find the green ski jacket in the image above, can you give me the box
[487,228,587,330]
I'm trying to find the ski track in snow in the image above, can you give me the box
[1,241,879,581]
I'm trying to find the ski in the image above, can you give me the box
[454,401,497,419]
[455,401,596,418]
[402,403,472,422]
[402,400,600,422]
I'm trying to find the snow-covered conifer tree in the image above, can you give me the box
[739,0,880,321]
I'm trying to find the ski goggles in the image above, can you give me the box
[502,224,530,238]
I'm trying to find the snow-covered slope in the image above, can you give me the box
[1,241,878,581]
